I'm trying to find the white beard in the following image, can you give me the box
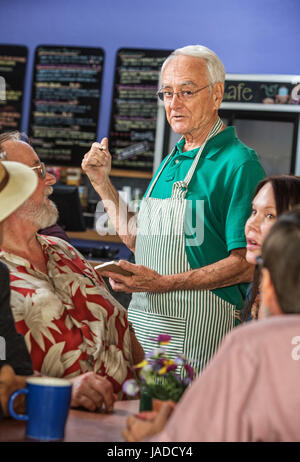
[17,188,59,230]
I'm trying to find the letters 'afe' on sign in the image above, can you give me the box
[222,74,300,109]
[219,74,300,177]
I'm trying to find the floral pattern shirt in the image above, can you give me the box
[0,235,133,394]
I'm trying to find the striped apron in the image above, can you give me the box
[128,118,237,372]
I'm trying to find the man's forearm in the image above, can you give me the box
[91,176,137,251]
[105,249,254,295]
[159,250,254,293]
[82,140,137,250]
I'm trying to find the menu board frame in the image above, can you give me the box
[0,44,28,132]
[28,44,105,166]
[109,47,171,172]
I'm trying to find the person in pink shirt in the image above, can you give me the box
[122,206,300,442]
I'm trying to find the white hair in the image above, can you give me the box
[0,131,28,161]
[161,45,226,84]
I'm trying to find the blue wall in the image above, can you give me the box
[0,0,299,140]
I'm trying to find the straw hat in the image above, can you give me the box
[0,161,38,221]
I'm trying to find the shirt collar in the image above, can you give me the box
[0,234,50,270]
[0,234,76,269]
[174,138,200,158]
[0,248,31,268]
[203,126,237,159]
[37,233,76,261]
[172,126,237,160]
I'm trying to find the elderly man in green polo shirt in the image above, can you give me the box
[82,44,265,371]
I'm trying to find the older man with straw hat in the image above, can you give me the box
[0,160,37,418]
[0,156,126,417]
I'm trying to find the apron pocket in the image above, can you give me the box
[128,307,186,360]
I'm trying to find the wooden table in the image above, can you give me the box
[0,400,139,442]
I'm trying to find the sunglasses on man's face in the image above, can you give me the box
[31,162,46,179]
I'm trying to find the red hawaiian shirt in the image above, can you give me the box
[0,235,133,394]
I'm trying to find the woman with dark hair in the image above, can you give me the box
[242,174,300,321]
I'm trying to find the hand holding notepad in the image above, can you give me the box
[94,261,133,277]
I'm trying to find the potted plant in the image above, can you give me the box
[122,334,196,411]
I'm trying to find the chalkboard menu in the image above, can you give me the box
[109,48,171,172]
[223,76,300,106]
[0,45,27,131]
[29,45,104,166]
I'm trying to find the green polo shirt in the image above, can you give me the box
[145,126,265,309]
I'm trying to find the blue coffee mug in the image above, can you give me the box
[9,377,72,441]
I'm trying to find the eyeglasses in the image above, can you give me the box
[156,84,212,103]
[31,162,46,179]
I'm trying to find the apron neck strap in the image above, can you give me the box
[147,117,223,199]
[182,117,223,187]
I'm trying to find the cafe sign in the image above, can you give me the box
[222,74,300,111]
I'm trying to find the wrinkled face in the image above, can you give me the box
[2,140,58,229]
[245,182,277,265]
[161,55,222,137]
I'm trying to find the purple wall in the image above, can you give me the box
[0,0,299,139]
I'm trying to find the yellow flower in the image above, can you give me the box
[134,359,148,369]
[158,359,175,375]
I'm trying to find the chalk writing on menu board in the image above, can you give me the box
[0,45,27,131]
[223,80,300,104]
[29,45,104,166]
[109,48,171,171]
